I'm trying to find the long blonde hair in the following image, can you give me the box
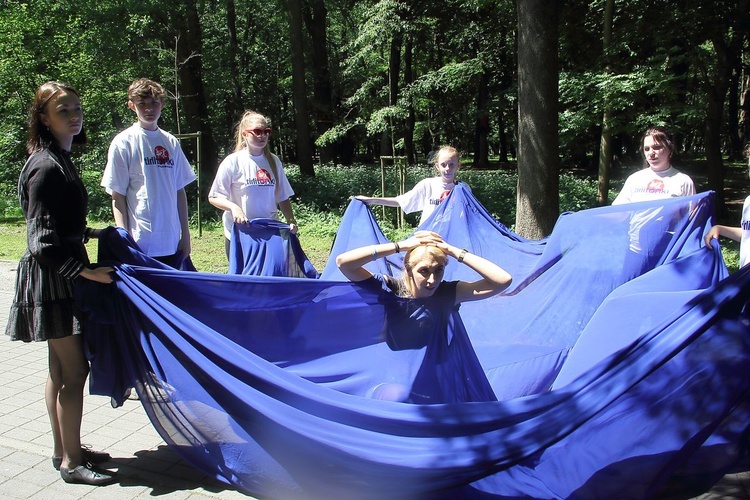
[234,110,280,185]
[398,245,448,298]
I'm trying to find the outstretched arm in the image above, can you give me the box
[355,195,400,208]
[705,225,742,246]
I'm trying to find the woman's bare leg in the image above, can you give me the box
[45,344,63,460]
[47,335,88,469]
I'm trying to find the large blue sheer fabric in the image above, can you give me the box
[79,186,750,499]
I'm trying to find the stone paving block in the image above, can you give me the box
[0,477,44,499]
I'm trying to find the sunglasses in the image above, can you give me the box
[244,127,272,138]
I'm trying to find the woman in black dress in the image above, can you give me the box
[5,82,115,485]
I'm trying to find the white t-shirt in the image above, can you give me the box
[395,177,468,225]
[741,195,750,268]
[101,124,196,257]
[208,149,295,239]
[612,166,695,205]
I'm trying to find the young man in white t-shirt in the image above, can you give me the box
[101,78,196,267]
[355,146,469,226]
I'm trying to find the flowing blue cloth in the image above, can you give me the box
[229,219,319,278]
[78,186,750,499]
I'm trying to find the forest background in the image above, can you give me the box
[0,0,749,249]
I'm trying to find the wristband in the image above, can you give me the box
[393,242,400,253]
[372,246,378,261]
[457,248,468,263]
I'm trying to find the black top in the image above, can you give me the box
[19,144,88,278]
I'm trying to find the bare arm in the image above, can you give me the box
[208,195,248,224]
[177,188,191,256]
[355,195,401,208]
[446,246,512,304]
[705,225,742,246]
[78,266,115,284]
[278,199,298,234]
[336,231,440,282]
[111,191,128,229]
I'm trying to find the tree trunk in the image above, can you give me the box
[474,69,490,168]
[515,0,559,239]
[596,0,615,206]
[739,75,750,146]
[225,0,243,119]
[404,37,416,165]
[287,0,315,176]
[302,0,335,163]
[727,66,743,161]
[172,1,219,198]
[381,33,402,157]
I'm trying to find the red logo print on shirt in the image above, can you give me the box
[439,189,451,201]
[256,169,272,184]
[154,146,170,165]
[646,179,665,193]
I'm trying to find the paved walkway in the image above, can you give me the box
[0,261,249,499]
[0,259,748,499]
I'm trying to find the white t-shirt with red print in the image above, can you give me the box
[612,166,695,205]
[740,195,750,268]
[102,124,196,257]
[395,177,469,225]
[208,149,295,239]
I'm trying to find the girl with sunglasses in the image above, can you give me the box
[209,110,298,258]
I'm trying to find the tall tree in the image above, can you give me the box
[302,0,336,163]
[596,0,615,206]
[162,1,220,196]
[287,0,315,176]
[515,0,559,238]
[701,0,749,215]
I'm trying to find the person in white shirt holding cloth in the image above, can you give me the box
[355,145,468,226]
[101,78,196,268]
[704,196,750,269]
[208,110,298,258]
[612,126,695,205]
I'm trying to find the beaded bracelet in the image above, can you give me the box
[393,241,400,253]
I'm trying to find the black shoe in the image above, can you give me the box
[81,445,111,464]
[60,463,115,485]
[52,446,110,470]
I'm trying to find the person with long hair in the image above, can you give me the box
[355,145,468,226]
[208,110,298,258]
[612,126,696,205]
[5,82,115,484]
[336,231,511,403]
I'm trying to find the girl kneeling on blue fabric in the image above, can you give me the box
[336,231,512,403]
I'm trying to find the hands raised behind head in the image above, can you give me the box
[399,230,444,252]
